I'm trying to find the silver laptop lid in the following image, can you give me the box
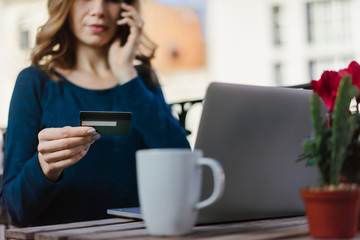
[195,82,319,224]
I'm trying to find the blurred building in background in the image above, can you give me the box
[206,0,359,87]
[141,0,208,104]
[0,0,359,146]
[0,0,48,130]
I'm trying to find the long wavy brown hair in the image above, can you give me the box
[31,0,158,85]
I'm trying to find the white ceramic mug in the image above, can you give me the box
[136,149,225,236]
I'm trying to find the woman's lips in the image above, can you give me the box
[89,24,108,33]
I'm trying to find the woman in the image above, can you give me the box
[1,0,190,227]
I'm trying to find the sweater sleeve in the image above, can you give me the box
[118,76,190,149]
[0,67,62,226]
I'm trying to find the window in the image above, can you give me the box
[307,0,352,44]
[274,63,283,85]
[308,57,353,80]
[272,5,283,46]
[19,29,30,49]
[18,16,31,49]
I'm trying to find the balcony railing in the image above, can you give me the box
[170,99,203,135]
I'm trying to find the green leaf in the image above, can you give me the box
[330,75,358,185]
[310,93,322,139]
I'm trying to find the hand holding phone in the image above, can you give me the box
[118,0,133,46]
[109,1,142,84]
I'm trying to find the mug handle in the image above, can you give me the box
[195,157,225,209]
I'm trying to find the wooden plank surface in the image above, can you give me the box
[8,215,360,240]
[196,225,308,240]
[5,218,134,240]
[67,216,308,240]
[35,222,144,240]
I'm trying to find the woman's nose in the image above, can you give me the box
[89,0,106,17]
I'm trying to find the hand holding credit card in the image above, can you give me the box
[80,111,132,136]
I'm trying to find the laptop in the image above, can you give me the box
[108,82,320,224]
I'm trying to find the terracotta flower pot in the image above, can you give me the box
[301,188,360,239]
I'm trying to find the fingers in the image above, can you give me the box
[48,150,88,171]
[38,147,89,182]
[38,126,100,162]
[37,126,101,181]
[38,126,95,141]
[38,134,98,153]
[40,141,92,164]
[116,3,143,45]
[120,3,143,28]
[116,17,142,45]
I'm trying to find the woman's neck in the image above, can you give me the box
[56,44,119,90]
[75,43,110,75]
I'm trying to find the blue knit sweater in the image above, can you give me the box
[1,66,190,226]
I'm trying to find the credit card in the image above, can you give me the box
[80,111,132,136]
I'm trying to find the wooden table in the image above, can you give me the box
[5,216,360,240]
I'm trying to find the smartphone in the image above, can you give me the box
[118,0,133,46]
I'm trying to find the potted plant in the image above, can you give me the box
[298,61,360,238]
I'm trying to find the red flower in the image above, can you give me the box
[339,61,360,102]
[311,71,341,112]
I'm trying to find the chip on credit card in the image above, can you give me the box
[80,111,132,136]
